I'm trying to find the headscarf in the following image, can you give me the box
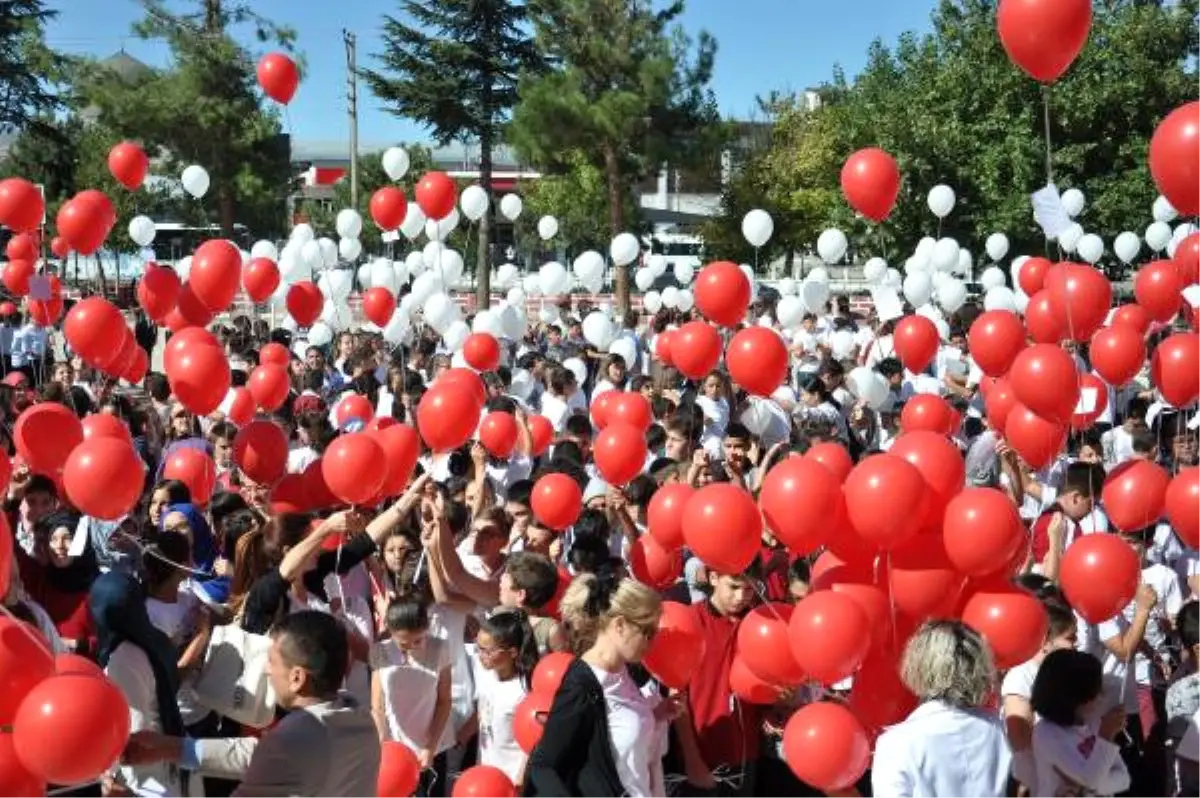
[36,511,97,594]
[89,571,184,737]
[160,502,216,574]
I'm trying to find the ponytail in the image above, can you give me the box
[229,524,267,616]
[480,609,540,691]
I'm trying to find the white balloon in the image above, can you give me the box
[473,309,504,338]
[506,287,525,307]
[356,262,373,290]
[499,193,523,221]
[175,255,192,281]
[829,330,855,359]
[980,266,1006,291]
[915,237,936,259]
[250,240,278,262]
[436,249,464,287]
[522,273,541,296]
[499,302,525,340]
[904,255,930,274]
[300,240,323,272]
[1009,255,1030,286]
[643,291,662,314]
[646,253,668,277]
[335,209,363,240]
[674,262,694,285]
[320,299,352,331]
[128,215,155,247]
[1113,231,1140,264]
[459,185,489,222]
[383,311,411,346]
[582,312,615,349]
[777,277,797,296]
[539,261,569,296]
[278,246,308,283]
[862,257,887,284]
[661,286,680,309]
[955,249,973,277]
[442,320,470,351]
[425,209,459,242]
[290,223,315,245]
[1076,233,1104,264]
[1169,223,1197,258]
[400,202,426,240]
[609,336,637,369]
[610,233,640,267]
[1058,223,1084,253]
[317,237,338,269]
[931,237,959,272]
[382,147,410,181]
[985,233,1009,262]
[807,266,830,284]
[537,215,559,241]
[409,271,443,307]
[938,278,968,313]
[405,250,425,275]
[318,270,354,302]
[392,258,409,287]
[848,366,889,410]
[423,292,457,334]
[307,321,334,347]
[776,295,805,328]
[741,209,774,248]
[1153,194,1177,224]
[816,228,847,264]
[884,268,903,290]
[563,358,587,387]
[181,164,209,198]
[1145,221,1171,252]
[983,286,1017,312]
[739,264,758,299]
[800,279,830,314]
[903,272,933,307]
[677,288,694,312]
[634,268,654,292]
[422,240,446,270]
[572,250,605,283]
[338,237,362,262]
[927,184,956,219]
[1061,188,1085,218]
[495,263,518,289]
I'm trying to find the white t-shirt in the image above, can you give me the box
[370,637,454,753]
[472,656,528,784]
[106,643,184,797]
[1001,658,1040,787]
[695,396,729,458]
[287,445,320,474]
[430,604,476,734]
[1031,721,1129,797]
[539,393,570,433]
[587,664,662,798]
[1098,564,1184,710]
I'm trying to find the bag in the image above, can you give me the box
[192,623,276,728]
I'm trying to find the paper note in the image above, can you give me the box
[28,276,51,301]
[1074,386,1098,414]
[871,287,904,322]
[1183,285,1200,309]
[1031,184,1072,240]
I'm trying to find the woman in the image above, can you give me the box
[793,372,849,441]
[526,571,676,797]
[160,502,217,575]
[592,354,627,401]
[91,571,190,797]
[16,509,95,651]
[288,410,333,474]
[872,620,1012,798]
[147,480,191,531]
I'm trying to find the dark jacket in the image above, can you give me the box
[525,658,625,797]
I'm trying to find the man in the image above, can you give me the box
[305,346,345,397]
[123,611,380,796]
[1030,461,1106,580]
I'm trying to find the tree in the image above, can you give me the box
[0,1,64,134]
[362,0,543,306]
[77,0,295,239]
[509,0,722,311]
[520,149,640,258]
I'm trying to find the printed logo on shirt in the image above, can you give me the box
[1076,734,1096,759]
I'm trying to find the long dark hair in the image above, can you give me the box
[479,609,540,691]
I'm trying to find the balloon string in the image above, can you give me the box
[1041,85,1054,186]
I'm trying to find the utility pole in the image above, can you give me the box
[344,29,359,209]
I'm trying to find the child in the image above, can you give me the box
[469,609,539,788]
[207,420,238,491]
[539,366,577,433]
[1030,461,1106,580]
[1031,649,1130,796]
[370,597,453,792]
[695,372,731,457]
[1167,602,1199,795]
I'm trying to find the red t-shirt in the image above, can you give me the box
[1030,510,1080,566]
[759,545,789,603]
[684,601,762,769]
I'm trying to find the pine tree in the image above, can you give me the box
[0,0,65,134]
[362,0,543,306]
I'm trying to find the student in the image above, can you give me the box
[695,372,731,457]
[540,366,577,433]
[663,417,696,463]
[7,471,59,557]
[469,609,539,787]
[1030,461,1106,580]
[786,559,811,604]
[1031,650,1131,797]
[207,420,238,490]
[1167,602,1200,795]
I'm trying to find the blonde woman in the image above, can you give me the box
[526,571,681,797]
[872,620,1012,797]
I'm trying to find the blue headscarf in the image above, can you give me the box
[89,571,184,737]
[160,502,216,574]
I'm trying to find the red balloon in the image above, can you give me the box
[414,171,458,221]
[694,261,752,328]
[167,342,231,416]
[1151,332,1199,408]
[5,233,36,261]
[301,459,340,511]
[107,141,149,190]
[369,186,408,231]
[593,422,647,486]
[788,591,871,685]
[361,287,397,328]
[1166,467,1199,550]
[259,342,291,368]
[49,236,67,259]
[738,603,806,686]
[805,441,853,482]
[760,455,840,554]
[55,196,109,255]
[125,347,150,385]
[997,0,1091,82]
[671,320,722,379]
[242,257,280,303]
[1004,402,1067,469]
[530,473,581,531]
[333,394,375,429]
[1023,289,1063,344]
[512,692,551,754]
[269,474,309,514]
[479,411,519,459]
[0,731,44,797]
[890,430,965,527]
[1134,260,1183,322]
[654,329,674,365]
[172,282,215,329]
[2,258,33,296]
[1015,256,1050,296]
[1102,460,1170,532]
[452,765,515,798]
[961,589,1048,670]
[233,419,289,486]
[1149,101,1199,217]
[0,616,54,724]
[226,387,256,426]
[840,147,901,222]
[628,534,682,590]
[323,433,387,506]
[1046,263,1112,342]
[646,483,693,551]
[370,424,420,497]
[435,367,487,406]
[247,364,290,412]
[1177,233,1200,286]
[643,601,706,690]
[608,391,652,431]
[1070,372,1109,430]
[1009,343,1079,425]
[968,310,1026,377]
[900,394,958,436]
[62,438,143,520]
[726,326,788,395]
[27,293,62,328]
[0,177,44,233]
[137,264,181,322]
[831,581,891,652]
[849,651,918,732]
[531,651,575,697]
[162,447,217,507]
[843,455,925,549]
[682,483,762,574]
[63,296,126,370]
[730,656,782,705]
[782,702,871,793]
[589,389,616,429]
[462,332,500,372]
[893,315,939,374]
[15,403,83,477]
[886,533,966,621]
[1111,303,1150,334]
[527,414,553,456]
[1090,324,1146,387]
[377,741,420,798]
[256,52,299,104]
[55,652,103,677]
[1060,534,1140,623]
[417,384,480,452]
[943,488,1024,577]
[286,281,323,326]
[12,673,130,786]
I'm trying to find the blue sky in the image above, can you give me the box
[46,0,936,148]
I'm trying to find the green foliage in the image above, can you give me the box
[0,0,64,134]
[519,150,641,256]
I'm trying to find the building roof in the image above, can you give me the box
[98,51,154,83]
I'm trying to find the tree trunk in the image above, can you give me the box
[218,185,236,238]
[476,128,493,312]
[604,145,628,314]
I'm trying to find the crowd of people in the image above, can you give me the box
[1,283,1197,798]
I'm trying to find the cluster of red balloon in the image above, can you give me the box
[65,296,148,386]
[417,367,487,453]
[378,742,515,798]
[162,326,231,417]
